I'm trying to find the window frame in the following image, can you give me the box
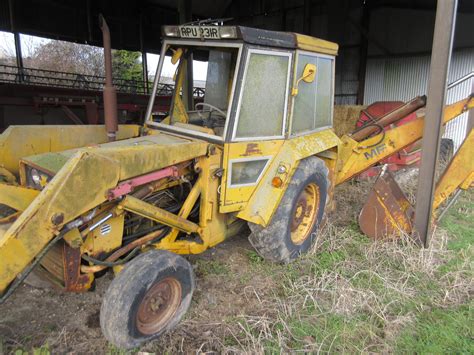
[228,156,273,188]
[146,39,243,144]
[230,48,293,142]
[289,50,335,137]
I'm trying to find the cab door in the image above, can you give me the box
[220,48,292,213]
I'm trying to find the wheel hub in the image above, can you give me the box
[290,183,320,245]
[136,277,182,335]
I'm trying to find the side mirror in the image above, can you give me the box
[171,48,183,64]
[291,63,317,96]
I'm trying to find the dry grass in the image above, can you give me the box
[217,220,472,353]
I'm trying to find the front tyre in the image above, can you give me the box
[100,250,195,349]
[249,157,329,263]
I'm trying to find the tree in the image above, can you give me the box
[27,40,104,76]
[112,50,143,82]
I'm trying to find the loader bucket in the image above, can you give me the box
[359,170,414,239]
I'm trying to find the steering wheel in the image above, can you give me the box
[195,102,227,119]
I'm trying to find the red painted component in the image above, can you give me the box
[356,101,422,179]
[108,166,179,200]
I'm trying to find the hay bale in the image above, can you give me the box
[333,105,367,137]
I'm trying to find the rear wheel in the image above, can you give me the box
[249,157,329,263]
[100,250,195,349]
[439,138,454,162]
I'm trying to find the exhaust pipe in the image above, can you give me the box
[99,14,118,141]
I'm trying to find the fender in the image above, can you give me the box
[236,129,340,226]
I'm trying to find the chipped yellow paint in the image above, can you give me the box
[0,183,39,212]
[0,132,209,293]
[154,152,229,254]
[0,125,140,175]
[81,215,125,256]
[220,140,285,212]
[336,97,474,185]
[234,129,340,226]
[433,128,473,211]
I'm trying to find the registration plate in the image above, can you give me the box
[179,26,220,39]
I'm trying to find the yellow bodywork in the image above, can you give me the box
[0,132,209,293]
[335,97,474,185]
[0,125,140,175]
[433,128,473,211]
[294,34,339,56]
[221,129,340,226]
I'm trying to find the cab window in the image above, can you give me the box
[165,45,240,139]
[291,52,334,135]
[233,49,292,140]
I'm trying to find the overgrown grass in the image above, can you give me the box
[222,191,473,353]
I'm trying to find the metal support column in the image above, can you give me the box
[413,0,457,247]
[9,0,24,83]
[139,14,149,94]
[178,0,193,110]
[357,3,370,105]
[13,32,24,82]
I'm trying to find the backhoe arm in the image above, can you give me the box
[433,128,473,211]
[336,96,474,185]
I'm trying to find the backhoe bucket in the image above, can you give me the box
[359,170,414,239]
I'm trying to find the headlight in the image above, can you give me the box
[31,169,41,185]
[162,26,180,37]
[219,26,238,39]
[25,166,52,190]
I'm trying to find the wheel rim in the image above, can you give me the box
[136,277,182,335]
[290,183,320,245]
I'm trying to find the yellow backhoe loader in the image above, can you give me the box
[0,23,472,349]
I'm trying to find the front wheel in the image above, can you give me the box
[100,250,195,349]
[249,157,329,263]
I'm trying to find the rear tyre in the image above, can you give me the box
[248,157,329,263]
[439,138,454,162]
[100,250,195,349]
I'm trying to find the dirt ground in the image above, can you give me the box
[0,228,272,353]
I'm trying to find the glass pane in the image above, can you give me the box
[291,54,334,135]
[315,57,333,128]
[292,55,318,134]
[230,159,268,185]
[204,50,231,110]
[236,52,289,138]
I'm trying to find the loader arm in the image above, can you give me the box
[336,96,473,185]
[0,134,209,295]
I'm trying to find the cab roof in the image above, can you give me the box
[162,25,339,56]
[238,27,338,56]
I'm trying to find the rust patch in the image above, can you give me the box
[242,143,262,156]
[359,171,414,240]
[63,244,94,292]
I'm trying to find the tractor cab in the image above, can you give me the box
[145,24,340,212]
[146,25,338,144]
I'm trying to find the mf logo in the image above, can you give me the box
[364,143,386,160]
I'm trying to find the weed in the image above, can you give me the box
[247,250,264,265]
[195,259,229,276]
